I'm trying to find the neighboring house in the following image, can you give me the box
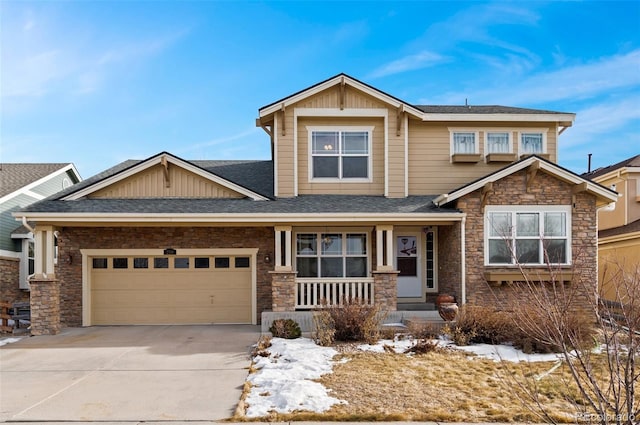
[584,154,640,302]
[13,74,618,335]
[0,163,81,305]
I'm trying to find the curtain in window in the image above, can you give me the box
[521,133,543,153]
[487,132,509,153]
[453,133,476,153]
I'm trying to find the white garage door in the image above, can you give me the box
[90,254,252,325]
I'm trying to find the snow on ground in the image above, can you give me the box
[0,337,22,347]
[244,335,564,418]
[245,337,346,418]
[359,337,563,362]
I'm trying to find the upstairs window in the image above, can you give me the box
[452,132,478,154]
[485,206,570,266]
[486,132,511,153]
[520,132,545,155]
[309,127,372,181]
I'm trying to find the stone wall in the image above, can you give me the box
[436,224,462,302]
[29,278,60,335]
[0,257,29,305]
[373,271,398,310]
[56,226,274,326]
[270,270,297,311]
[456,169,598,315]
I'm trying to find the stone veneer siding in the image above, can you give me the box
[56,226,274,326]
[0,257,29,305]
[372,271,398,310]
[436,224,462,302]
[270,271,297,311]
[29,278,61,335]
[457,169,598,314]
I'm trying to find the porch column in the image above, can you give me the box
[30,225,61,335]
[274,225,292,271]
[270,270,298,312]
[375,225,394,271]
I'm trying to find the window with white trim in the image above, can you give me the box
[486,132,511,153]
[452,131,478,154]
[296,232,368,278]
[520,132,546,154]
[485,206,571,265]
[309,127,371,180]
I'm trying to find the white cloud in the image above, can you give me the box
[177,128,262,154]
[368,51,449,78]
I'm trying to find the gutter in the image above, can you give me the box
[22,217,35,233]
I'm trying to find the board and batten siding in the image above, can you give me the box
[89,164,244,199]
[408,121,558,195]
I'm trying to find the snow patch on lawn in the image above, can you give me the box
[359,337,563,362]
[245,337,346,418]
[0,337,22,347]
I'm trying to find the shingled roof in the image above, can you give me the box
[0,163,73,198]
[413,105,568,114]
[583,154,640,179]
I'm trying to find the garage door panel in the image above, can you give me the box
[90,255,253,325]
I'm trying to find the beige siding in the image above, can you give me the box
[408,121,558,195]
[387,110,405,198]
[599,239,640,303]
[90,164,244,199]
[276,110,297,197]
[297,117,385,195]
[596,170,640,230]
[297,85,387,109]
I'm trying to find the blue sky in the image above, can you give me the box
[1,1,639,179]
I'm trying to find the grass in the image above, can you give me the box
[236,346,610,423]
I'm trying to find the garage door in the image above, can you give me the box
[90,254,252,325]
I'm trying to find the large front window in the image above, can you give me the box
[486,207,570,265]
[296,232,368,278]
[309,128,371,180]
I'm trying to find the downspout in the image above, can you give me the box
[22,216,35,234]
[461,215,466,305]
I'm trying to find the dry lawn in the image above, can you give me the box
[257,347,595,423]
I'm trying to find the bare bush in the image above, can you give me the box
[498,257,639,425]
[312,310,336,347]
[315,298,387,344]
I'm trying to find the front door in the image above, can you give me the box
[396,233,422,298]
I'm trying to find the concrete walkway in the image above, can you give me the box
[0,325,259,422]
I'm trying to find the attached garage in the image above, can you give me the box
[82,249,258,325]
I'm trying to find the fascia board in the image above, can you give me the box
[0,164,77,204]
[422,113,575,124]
[63,154,268,201]
[259,76,422,118]
[12,212,466,224]
[435,157,618,206]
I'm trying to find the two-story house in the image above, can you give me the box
[584,154,640,303]
[13,74,618,335]
[1,163,81,307]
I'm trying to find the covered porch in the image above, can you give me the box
[268,217,466,315]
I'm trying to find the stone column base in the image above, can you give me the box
[29,276,61,335]
[373,270,399,311]
[269,270,298,312]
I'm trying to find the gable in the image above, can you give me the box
[63,152,269,201]
[295,85,388,110]
[89,163,245,199]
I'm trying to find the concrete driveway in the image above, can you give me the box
[0,325,259,422]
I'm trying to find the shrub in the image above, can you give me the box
[327,298,386,344]
[405,339,440,354]
[406,320,440,340]
[446,305,514,346]
[312,310,336,347]
[269,318,302,339]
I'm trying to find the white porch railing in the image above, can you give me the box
[295,278,375,309]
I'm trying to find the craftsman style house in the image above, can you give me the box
[14,74,618,335]
[584,154,640,302]
[1,163,81,307]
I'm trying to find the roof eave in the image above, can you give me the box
[421,113,575,125]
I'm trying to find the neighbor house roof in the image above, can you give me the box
[583,154,640,179]
[0,163,75,198]
[599,218,640,240]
